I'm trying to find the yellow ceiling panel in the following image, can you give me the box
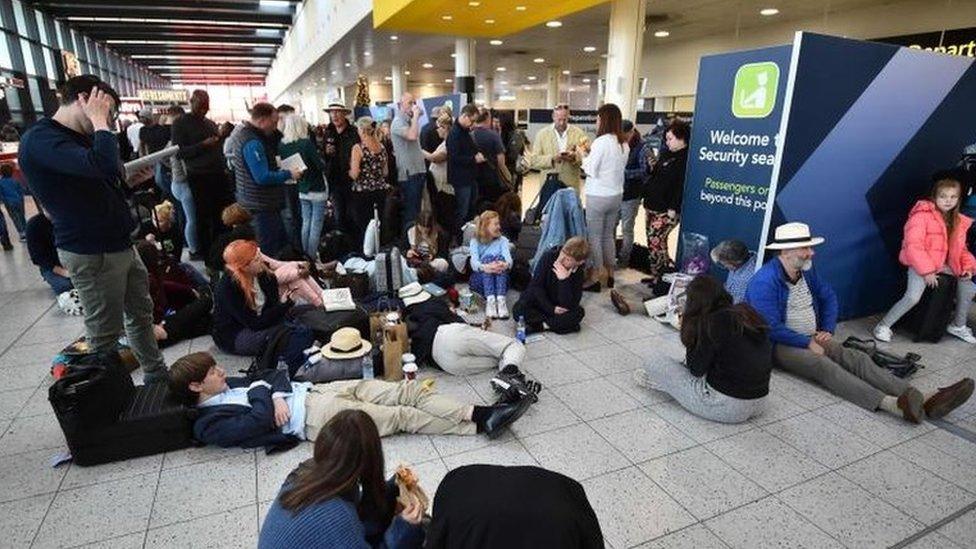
[373,0,610,37]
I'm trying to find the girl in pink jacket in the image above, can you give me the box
[875,177,976,343]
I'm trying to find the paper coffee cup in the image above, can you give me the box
[402,362,418,381]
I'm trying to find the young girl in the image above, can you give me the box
[875,177,976,343]
[469,211,513,319]
[406,210,449,272]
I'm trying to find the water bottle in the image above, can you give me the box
[516,316,526,344]
[362,353,375,380]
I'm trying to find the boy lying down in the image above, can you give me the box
[168,352,531,451]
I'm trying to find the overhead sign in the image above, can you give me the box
[875,27,976,57]
[137,89,188,103]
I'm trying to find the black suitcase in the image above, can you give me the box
[894,273,957,343]
[49,354,197,466]
[290,304,371,342]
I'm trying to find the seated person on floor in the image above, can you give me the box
[26,211,73,296]
[400,282,539,400]
[136,241,212,348]
[144,201,184,261]
[259,410,425,549]
[207,203,257,276]
[636,275,771,424]
[711,239,756,304]
[746,222,974,424]
[405,210,450,273]
[469,210,513,319]
[168,351,531,451]
[426,464,604,549]
[513,237,589,335]
[495,191,522,243]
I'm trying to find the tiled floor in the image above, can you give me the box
[2,239,976,548]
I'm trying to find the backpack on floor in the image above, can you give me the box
[841,337,924,378]
[893,273,957,343]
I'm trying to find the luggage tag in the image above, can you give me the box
[50,451,72,468]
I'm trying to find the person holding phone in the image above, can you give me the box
[19,75,169,383]
[527,105,587,192]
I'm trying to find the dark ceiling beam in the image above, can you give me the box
[116,45,277,56]
[88,33,283,45]
[30,1,295,17]
[69,22,281,35]
[41,7,292,25]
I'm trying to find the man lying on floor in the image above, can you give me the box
[168,352,531,450]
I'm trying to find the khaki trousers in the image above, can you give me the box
[304,379,476,441]
[432,323,525,376]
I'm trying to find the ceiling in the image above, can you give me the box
[25,0,300,85]
[287,0,889,99]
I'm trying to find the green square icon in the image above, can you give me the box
[732,62,780,118]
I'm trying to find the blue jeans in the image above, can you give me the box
[453,185,477,233]
[41,268,74,295]
[468,254,509,297]
[300,197,327,259]
[171,179,199,254]
[252,209,287,257]
[400,172,426,231]
[2,201,26,237]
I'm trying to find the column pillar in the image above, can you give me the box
[391,64,405,102]
[546,66,560,108]
[603,0,646,118]
[483,77,494,107]
[454,38,476,100]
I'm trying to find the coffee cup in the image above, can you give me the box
[402,362,418,381]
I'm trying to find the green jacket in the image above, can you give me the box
[278,137,327,194]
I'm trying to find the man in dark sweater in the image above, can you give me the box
[446,104,486,232]
[513,237,589,335]
[18,75,168,383]
[171,90,231,258]
[25,212,73,295]
[321,103,360,237]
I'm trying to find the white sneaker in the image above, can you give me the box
[873,324,893,342]
[947,324,976,344]
[485,296,498,319]
[496,298,510,320]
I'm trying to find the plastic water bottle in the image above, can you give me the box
[516,316,526,344]
[362,353,375,380]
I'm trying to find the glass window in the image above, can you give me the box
[34,10,48,45]
[0,33,12,70]
[43,47,55,80]
[28,77,42,113]
[20,38,34,75]
[5,79,22,111]
[55,22,65,50]
[12,1,28,36]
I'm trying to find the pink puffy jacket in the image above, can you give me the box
[898,199,976,276]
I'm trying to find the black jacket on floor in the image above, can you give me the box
[404,298,465,368]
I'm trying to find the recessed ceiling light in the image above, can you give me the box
[331,70,337,75]
[500,80,509,85]
[654,30,670,38]
[441,14,453,21]
[760,8,779,16]
[485,19,495,24]
[384,76,392,81]
[546,21,562,28]
[516,5,527,11]
[527,76,537,80]
[344,62,351,67]
[477,84,484,89]
[445,78,453,83]
[533,58,545,63]
[390,35,398,40]
[468,1,480,5]
[523,85,531,90]
[426,83,434,87]
[583,46,597,52]
[422,62,433,68]
[364,51,371,56]
[561,70,570,75]
[404,70,411,75]
[489,39,503,46]
[450,53,456,58]
[582,78,591,83]
[496,66,506,72]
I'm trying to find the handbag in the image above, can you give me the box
[841,337,924,378]
[382,320,410,382]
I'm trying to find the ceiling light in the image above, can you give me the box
[485,19,495,24]
[489,39,503,46]
[344,62,351,67]
[583,46,596,52]
[546,21,562,28]
[445,78,453,83]
[533,58,545,63]
[390,35,398,40]
[320,77,326,81]
[384,76,393,81]
[404,70,411,75]
[500,80,509,85]
[450,53,456,58]
[477,84,484,89]
[441,14,453,21]
[582,78,591,83]
[499,94,516,101]
[259,0,290,7]
[527,76,537,81]
[654,30,670,38]
[65,16,288,28]
[760,8,780,16]
[468,1,481,5]
[561,70,570,75]
[523,85,530,90]
[364,51,371,56]
[331,70,337,75]
[516,6,527,11]
[422,62,433,68]
[496,66,506,72]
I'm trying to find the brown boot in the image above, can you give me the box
[897,387,925,424]
[610,290,630,316]
[923,378,975,420]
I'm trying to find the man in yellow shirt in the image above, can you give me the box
[529,105,588,192]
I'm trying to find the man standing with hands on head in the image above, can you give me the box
[172,89,230,259]
[390,93,428,230]
[19,75,168,383]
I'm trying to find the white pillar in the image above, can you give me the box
[454,38,476,101]
[604,0,646,118]
[483,77,494,107]
[546,66,560,108]
[391,64,405,102]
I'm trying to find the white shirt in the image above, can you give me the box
[127,122,144,155]
[581,134,628,197]
[554,125,569,152]
[198,381,313,440]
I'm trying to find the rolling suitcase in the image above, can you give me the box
[894,273,957,343]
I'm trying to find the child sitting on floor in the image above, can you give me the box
[406,210,450,272]
[469,210,512,319]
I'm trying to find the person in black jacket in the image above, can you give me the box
[635,275,771,423]
[25,213,73,295]
[512,237,589,334]
[322,103,361,237]
[642,119,690,287]
[446,104,486,235]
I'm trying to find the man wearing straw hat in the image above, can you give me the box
[322,101,359,236]
[746,222,973,424]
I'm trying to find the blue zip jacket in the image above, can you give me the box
[193,369,299,450]
[243,139,290,187]
[745,258,838,349]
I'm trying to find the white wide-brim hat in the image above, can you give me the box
[398,282,431,307]
[320,327,372,360]
[765,222,825,250]
[324,102,352,113]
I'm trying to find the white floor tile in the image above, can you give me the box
[573,343,646,375]
[704,496,844,549]
[590,408,697,463]
[522,423,629,480]
[442,439,539,470]
[522,352,600,387]
[649,401,755,444]
[551,377,641,420]
[891,437,976,493]
[0,413,66,456]
[904,532,964,549]
[0,493,54,548]
[762,412,880,469]
[145,505,258,549]
[813,401,933,448]
[636,524,729,549]
[509,389,582,438]
[62,453,163,491]
[256,443,313,503]
[605,369,674,406]
[0,388,34,420]
[705,429,829,492]
[74,532,147,548]
[151,453,256,528]
[937,508,976,548]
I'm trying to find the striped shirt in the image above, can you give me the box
[785,276,818,336]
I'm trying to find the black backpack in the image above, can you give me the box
[49,352,135,432]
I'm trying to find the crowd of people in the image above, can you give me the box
[6,72,976,548]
